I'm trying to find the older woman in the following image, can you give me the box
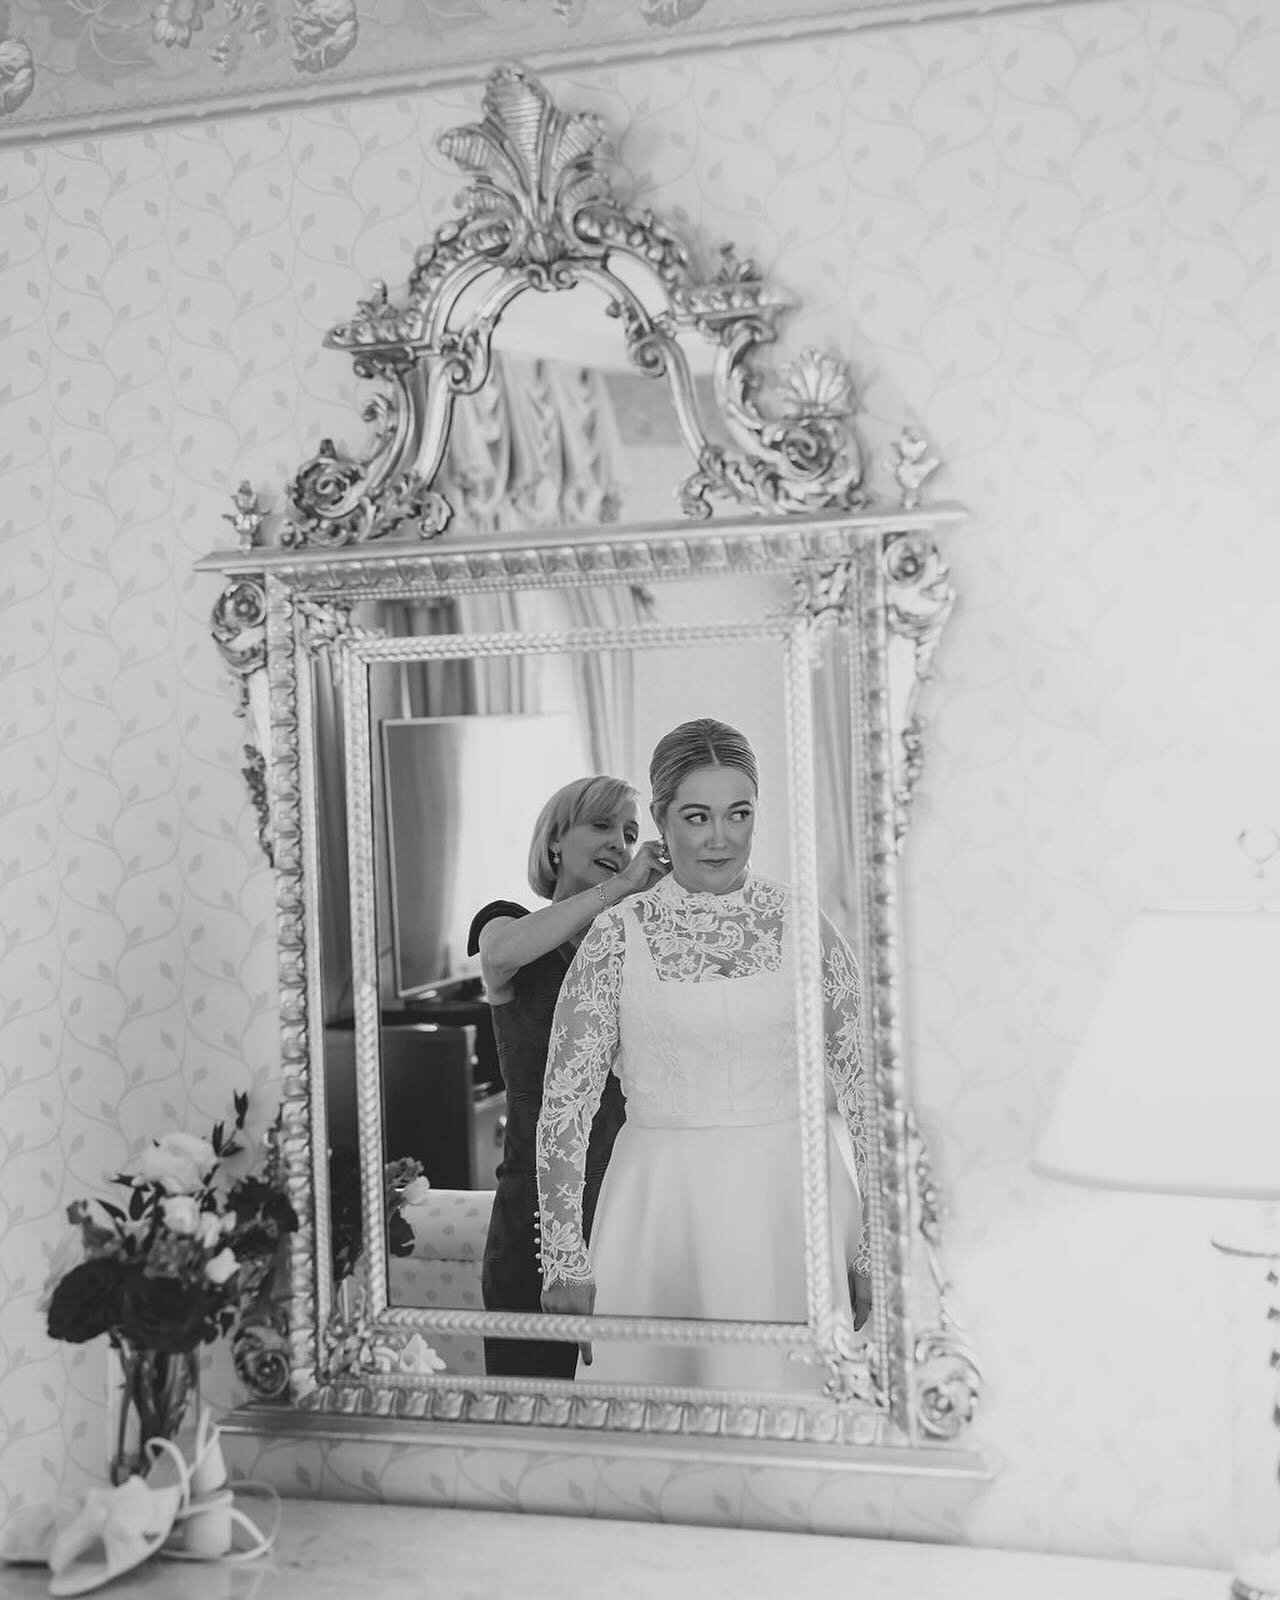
[535,720,869,1390]
[467,773,665,1379]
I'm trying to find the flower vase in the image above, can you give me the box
[109,1341,200,1486]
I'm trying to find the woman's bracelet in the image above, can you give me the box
[595,882,609,910]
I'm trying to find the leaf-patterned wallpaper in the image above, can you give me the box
[3,0,1278,1567]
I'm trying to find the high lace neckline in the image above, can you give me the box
[656,869,754,912]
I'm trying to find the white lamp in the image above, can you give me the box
[1033,906,1280,1600]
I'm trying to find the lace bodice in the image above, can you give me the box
[535,873,868,1288]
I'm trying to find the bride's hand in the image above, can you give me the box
[611,840,669,898]
[541,1278,596,1365]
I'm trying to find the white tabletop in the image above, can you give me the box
[0,1499,1231,1600]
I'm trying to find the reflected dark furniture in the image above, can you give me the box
[324,1020,504,1191]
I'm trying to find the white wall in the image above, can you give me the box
[3,0,1278,1565]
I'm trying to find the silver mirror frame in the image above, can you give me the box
[196,61,985,1487]
[199,508,981,1452]
[241,61,882,553]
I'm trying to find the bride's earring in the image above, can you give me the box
[657,838,670,865]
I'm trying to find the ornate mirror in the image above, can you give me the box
[200,64,986,1522]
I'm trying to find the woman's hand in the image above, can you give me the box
[610,840,669,898]
[541,1278,597,1366]
[848,1268,872,1332]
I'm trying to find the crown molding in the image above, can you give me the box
[1,0,1121,151]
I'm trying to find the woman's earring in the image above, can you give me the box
[550,847,561,865]
[657,839,670,865]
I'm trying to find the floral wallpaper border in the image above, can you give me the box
[0,0,1113,149]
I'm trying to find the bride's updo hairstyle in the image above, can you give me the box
[649,718,759,826]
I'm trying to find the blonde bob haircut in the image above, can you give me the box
[527,774,639,900]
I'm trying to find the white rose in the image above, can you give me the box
[162,1196,201,1236]
[38,1231,85,1311]
[399,1177,432,1207]
[133,1144,203,1195]
[219,1212,238,1236]
[158,1132,216,1174]
[133,1132,217,1194]
[195,1212,224,1249]
[204,1248,239,1286]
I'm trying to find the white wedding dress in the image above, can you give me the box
[535,872,868,1392]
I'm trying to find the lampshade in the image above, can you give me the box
[1032,906,1280,1200]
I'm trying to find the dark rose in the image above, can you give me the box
[118,1271,211,1354]
[228,1176,299,1238]
[46,1259,125,1343]
[388,1212,414,1258]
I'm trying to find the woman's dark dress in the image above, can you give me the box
[467,900,626,1379]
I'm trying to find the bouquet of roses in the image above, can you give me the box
[43,1093,299,1356]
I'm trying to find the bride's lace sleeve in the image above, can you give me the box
[820,910,871,1274]
[535,909,625,1288]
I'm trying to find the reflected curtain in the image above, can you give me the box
[813,627,859,948]
[316,355,647,1020]
[314,650,354,1019]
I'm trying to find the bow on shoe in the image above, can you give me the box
[47,1477,183,1597]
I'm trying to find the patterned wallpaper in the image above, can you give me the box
[3,0,1279,1568]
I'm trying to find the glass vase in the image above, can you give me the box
[109,1340,200,1486]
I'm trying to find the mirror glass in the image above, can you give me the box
[430,279,731,532]
[311,570,870,1390]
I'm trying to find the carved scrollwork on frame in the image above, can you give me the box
[211,576,274,866]
[293,595,386,689]
[239,744,273,870]
[283,438,455,552]
[789,556,859,676]
[680,341,866,522]
[883,531,955,850]
[793,557,856,633]
[906,1112,982,1442]
[294,594,360,652]
[914,1330,983,1442]
[819,1324,878,1408]
[232,1298,291,1402]
[232,1118,294,1402]
[211,576,267,714]
[315,1274,446,1392]
[289,64,870,549]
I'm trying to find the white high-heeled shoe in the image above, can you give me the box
[0,1406,278,1592]
[144,1404,227,1502]
[147,1407,279,1563]
[45,1477,186,1597]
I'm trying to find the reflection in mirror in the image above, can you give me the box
[198,61,987,1455]
[313,583,868,1385]
[423,279,727,534]
[531,717,867,1394]
[312,616,871,1393]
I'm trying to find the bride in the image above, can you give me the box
[535,717,869,1391]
